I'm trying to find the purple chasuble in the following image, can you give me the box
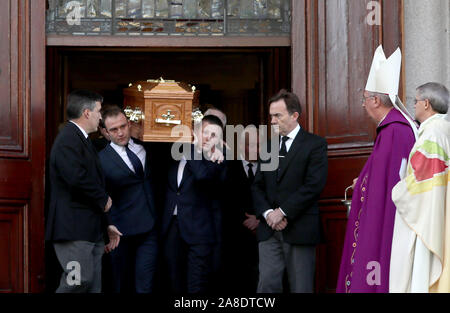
[336,109,415,293]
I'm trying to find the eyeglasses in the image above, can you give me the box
[414,98,426,105]
[361,96,375,104]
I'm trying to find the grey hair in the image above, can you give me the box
[367,91,393,108]
[416,82,449,114]
[66,89,103,120]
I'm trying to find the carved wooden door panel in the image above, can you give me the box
[0,0,46,293]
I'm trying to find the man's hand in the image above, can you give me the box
[243,213,260,231]
[104,197,112,213]
[274,218,288,231]
[266,209,284,228]
[351,177,358,189]
[209,148,224,164]
[130,122,143,139]
[105,225,122,253]
[219,138,231,151]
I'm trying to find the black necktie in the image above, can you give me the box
[125,144,144,178]
[279,136,289,157]
[247,163,255,184]
[278,136,289,177]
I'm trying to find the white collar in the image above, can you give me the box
[419,114,447,133]
[70,120,88,139]
[110,137,135,151]
[241,158,257,167]
[284,123,301,140]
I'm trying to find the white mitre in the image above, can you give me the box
[365,45,418,139]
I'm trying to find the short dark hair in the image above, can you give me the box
[66,90,103,120]
[101,105,127,125]
[269,89,302,116]
[202,114,224,129]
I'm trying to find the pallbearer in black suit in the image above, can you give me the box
[45,90,122,293]
[252,90,328,293]
[222,126,260,292]
[161,115,227,294]
[98,106,158,293]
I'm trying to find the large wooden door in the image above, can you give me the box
[291,0,404,292]
[0,0,46,293]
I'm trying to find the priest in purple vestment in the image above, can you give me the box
[336,46,417,293]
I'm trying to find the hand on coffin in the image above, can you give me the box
[129,122,143,139]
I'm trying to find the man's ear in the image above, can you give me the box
[373,96,382,108]
[82,108,90,119]
[292,112,300,120]
[424,99,431,111]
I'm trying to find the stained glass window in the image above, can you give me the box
[46,0,291,36]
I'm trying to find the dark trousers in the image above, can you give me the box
[164,217,213,293]
[110,229,158,293]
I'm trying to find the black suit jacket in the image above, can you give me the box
[223,160,256,234]
[45,122,110,242]
[223,160,258,254]
[98,140,157,236]
[252,128,328,245]
[161,146,227,245]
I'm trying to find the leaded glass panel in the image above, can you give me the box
[46,0,290,36]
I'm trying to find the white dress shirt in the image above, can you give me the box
[110,138,146,174]
[70,120,88,138]
[241,159,257,178]
[263,123,301,220]
[279,123,300,152]
[173,156,187,216]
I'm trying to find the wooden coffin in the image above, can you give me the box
[123,79,199,142]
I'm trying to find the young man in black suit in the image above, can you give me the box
[45,90,122,293]
[98,106,158,293]
[252,89,328,293]
[161,115,227,293]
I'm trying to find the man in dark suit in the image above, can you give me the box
[222,126,260,292]
[45,90,122,293]
[252,89,328,293]
[98,106,158,293]
[161,115,227,293]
